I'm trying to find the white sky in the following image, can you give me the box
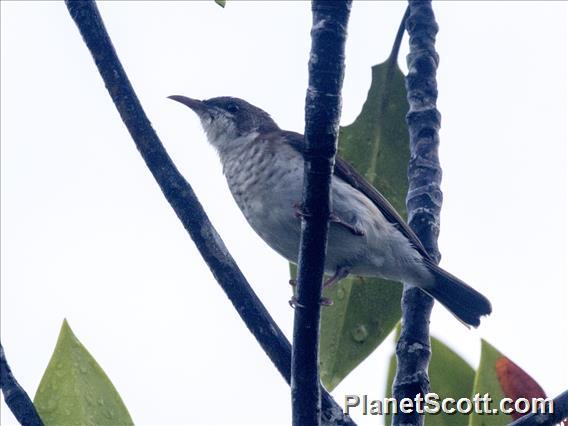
[1,2,566,425]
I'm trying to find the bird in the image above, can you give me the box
[169,95,492,327]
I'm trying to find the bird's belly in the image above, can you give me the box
[231,169,303,262]
[234,187,372,274]
[228,165,421,282]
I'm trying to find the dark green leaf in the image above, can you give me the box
[385,332,475,426]
[214,0,226,8]
[319,57,410,391]
[34,319,133,426]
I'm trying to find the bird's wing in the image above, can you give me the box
[281,130,432,261]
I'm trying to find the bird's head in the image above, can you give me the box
[168,95,279,152]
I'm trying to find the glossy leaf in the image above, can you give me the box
[318,56,410,391]
[34,320,133,426]
[495,356,547,420]
[385,332,475,426]
[470,340,550,425]
[469,340,511,426]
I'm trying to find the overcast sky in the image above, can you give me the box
[1,2,567,425]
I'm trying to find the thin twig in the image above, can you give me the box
[393,1,442,425]
[292,1,352,425]
[0,343,44,426]
[64,1,354,425]
[387,6,410,66]
[509,390,568,426]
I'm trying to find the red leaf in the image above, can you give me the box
[495,356,547,420]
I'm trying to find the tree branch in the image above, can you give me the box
[393,1,441,425]
[509,390,568,426]
[292,1,352,425]
[0,343,44,426]
[64,1,354,425]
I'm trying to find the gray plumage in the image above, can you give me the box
[169,95,492,327]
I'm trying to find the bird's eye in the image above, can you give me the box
[226,103,239,114]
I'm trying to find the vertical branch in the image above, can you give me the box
[64,1,355,425]
[0,343,44,426]
[292,1,352,425]
[393,1,441,425]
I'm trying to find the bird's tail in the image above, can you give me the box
[420,260,492,328]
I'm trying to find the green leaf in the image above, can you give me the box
[385,332,476,426]
[319,56,410,391]
[34,319,133,426]
[214,0,226,8]
[468,340,513,426]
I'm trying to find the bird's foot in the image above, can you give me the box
[323,266,351,289]
[288,296,304,309]
[330,213,365,236]
[293,202,311,220]
[289,295,334,308]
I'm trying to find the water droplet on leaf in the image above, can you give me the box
[351,324,368,343]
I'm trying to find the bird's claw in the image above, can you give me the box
[293,202,311,219]
[323,266,351,289]
[330,213,365,236]
[288,296,305,309]
[289,296,334,308]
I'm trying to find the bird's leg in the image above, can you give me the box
[293,202,310,220]
[318,267,351,306]
[323,266,350,289]
[288,274,338,308]
[295,203,364,237]
[291,204,350,306]
[329,213,365,236]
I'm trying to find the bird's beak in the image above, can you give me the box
[168,95,208,115]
